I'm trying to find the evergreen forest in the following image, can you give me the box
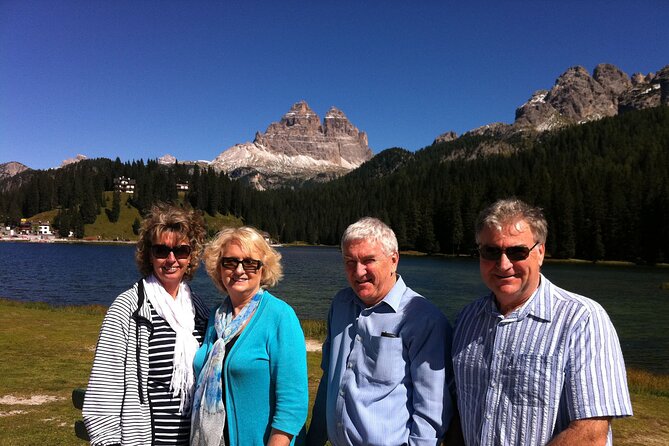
[2,106,668,264]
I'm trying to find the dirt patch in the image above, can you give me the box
[0,409,26,417]
[0,394,64,406]
[306,339,322,352]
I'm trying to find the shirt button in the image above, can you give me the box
[347,362,353,368]
[340,389,345,396]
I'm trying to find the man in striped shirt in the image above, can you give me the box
[452,198,632,445]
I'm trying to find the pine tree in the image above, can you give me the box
[107,191,121,222]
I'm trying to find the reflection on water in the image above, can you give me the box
[1,242,667,374]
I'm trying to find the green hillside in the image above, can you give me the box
[80,192,243,240]
[83,192,141,240]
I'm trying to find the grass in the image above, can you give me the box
[25,209,60,224]
[301,319,327,342]
[0,299,104,445]
[202,212,244,233]
[1,298,667,445]
[84,192,141,241]
[28,192,246,242]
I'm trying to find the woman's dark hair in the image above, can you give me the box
[135,202,207,280]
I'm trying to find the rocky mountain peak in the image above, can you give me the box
[280,100,321,130]
[158,154,177,165]
[440,62,667,161]
[593,63,632,97]
[545,65,618,122]
[433,131,458,145]
[60,154,88,167]
[212,101,372,189]
[513,63,668,133]
[0,161,29,180]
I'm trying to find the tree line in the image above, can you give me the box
[1,106,667,263]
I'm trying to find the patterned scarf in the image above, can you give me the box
[190,290,263,446]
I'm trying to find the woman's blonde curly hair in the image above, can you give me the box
[204,226,283,294]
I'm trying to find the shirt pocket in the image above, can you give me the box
[501,354,559,407]
[360,335,404,384]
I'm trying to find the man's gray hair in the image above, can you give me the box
[341,217,398,256]
[475,198,548,244]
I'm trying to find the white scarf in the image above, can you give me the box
[144,274,200,413]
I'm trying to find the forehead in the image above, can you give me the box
[343,239,384,257]
[480,219,535,243]
[222,240,258,257]
[154,230,187,245]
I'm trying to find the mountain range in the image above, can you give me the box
[2,62,667,187]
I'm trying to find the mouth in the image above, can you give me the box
[161,265,180,273]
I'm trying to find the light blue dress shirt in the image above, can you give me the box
[307,276,455,446]
[452,274,633,446]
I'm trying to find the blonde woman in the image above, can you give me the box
[191,226,308,446]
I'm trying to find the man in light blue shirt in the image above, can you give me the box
[453,198,633,445]
[306,217,457,446]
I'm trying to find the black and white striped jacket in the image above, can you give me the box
[83,280,209,446]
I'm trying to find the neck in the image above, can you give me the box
[229,289,260,316]
[496,297,529,316]
[156,277,180,299]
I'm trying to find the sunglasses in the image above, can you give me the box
[151,244,192,259]
[478,241,540,262]
[220,257,263,272]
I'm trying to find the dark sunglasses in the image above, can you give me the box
[220,257,263,272]
[151,244,192,259]
[478,241,540,262]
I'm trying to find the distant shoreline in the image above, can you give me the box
[0,236,135,246]
[2,236,668,268]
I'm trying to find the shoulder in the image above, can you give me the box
[402,286,448,322]
[546,279,611,321]
[453,294,490,329]
[331,287,356,305]
[189,289,209,319]
[397,287,452,338]
[107,284,141,314]
[260,291,299,319]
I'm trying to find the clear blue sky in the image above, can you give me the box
[1,0,667,170]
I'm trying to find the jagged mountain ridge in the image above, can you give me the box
[440,63,669,160]
[4,62,667,186]
[157,101,373,190]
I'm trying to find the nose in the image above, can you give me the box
[234,261,245,272]
[355,262,367,277]
[497,253,513,270]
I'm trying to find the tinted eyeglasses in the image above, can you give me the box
[478,241,540,262]
[220,257,263,272]
[151,244,192,259]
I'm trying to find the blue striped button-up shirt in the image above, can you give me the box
[307,276,455,446]
[452,274,633,446]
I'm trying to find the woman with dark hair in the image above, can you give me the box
[191,226,308,446]
[83,203,208,445]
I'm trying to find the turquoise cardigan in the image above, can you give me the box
[193,290,308,446]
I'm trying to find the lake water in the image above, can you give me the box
[1,241,668,374]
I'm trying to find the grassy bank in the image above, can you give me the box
[1,299,667,445]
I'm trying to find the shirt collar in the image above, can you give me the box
[478,274,552,322]
[353,274,406,313]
